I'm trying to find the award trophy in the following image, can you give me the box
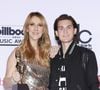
[15,50,26,84]
[13,50,29,90]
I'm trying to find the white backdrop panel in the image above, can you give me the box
[0,0,100,89]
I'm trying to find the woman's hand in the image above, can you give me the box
[3,77,13,89]
[3,70,20,89]
[50,45,60,58]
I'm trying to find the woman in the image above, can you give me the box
[3,12,51,90]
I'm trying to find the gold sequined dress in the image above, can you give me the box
[21,62,50,90]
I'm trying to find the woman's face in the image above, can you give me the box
[27,16,44,42]
[56,19,77,43]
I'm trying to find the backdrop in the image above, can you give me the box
[0,0,100,89]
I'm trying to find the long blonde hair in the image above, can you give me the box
[18,12,51,67]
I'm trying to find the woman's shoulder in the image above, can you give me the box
[10,46,20,55]
[7,46,21,63]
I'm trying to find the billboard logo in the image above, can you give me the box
[0,27,23,35]
[78,24,92,49]
[0,25,24,46]
[79,30,92,43]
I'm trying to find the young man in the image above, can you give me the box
[49,14,99,90]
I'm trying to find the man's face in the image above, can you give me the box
[56,20,77,43]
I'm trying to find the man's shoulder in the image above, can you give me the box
[76,45,95,55]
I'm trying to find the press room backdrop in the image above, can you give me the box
[0,0,100,89]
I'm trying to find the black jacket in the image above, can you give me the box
[49,42,99,90]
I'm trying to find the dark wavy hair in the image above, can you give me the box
[54,14,79,44]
